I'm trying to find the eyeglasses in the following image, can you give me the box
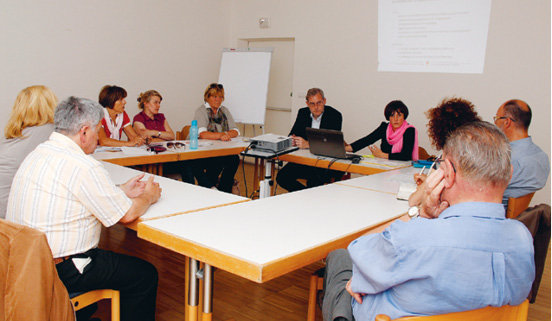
[307,100,325,107]
[493,115,510,123]
[166,141,185,150]
[209,83,223,89]
[433,155,457,173]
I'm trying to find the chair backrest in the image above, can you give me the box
[0,219,74,320]
[507,192,535,218]
[418,147,432,161]
[176,125,191,140]
[375,300,529,321]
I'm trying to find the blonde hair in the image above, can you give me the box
[5,85,58,139]
[137,90,162,110]
[203,83,224,102]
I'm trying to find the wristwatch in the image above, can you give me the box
[408,206,419,218]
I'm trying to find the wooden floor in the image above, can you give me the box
[93,163,551,321]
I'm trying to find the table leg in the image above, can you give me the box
[188,258,199,321]
[157,164,163,176]
[201,264,213,321]
[253,158,260,198]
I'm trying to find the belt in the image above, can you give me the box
[53,256,72,265]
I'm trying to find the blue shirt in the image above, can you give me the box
[348,202,534,321]
[503,137,550,205]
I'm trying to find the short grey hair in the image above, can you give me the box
[54,96,103,135]
[443,121,511,188]
[306,88,325,100]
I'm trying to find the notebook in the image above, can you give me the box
[305,128,360,160]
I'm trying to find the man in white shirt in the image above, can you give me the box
[7,96,161,321]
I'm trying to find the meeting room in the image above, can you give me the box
[0,1,550,321]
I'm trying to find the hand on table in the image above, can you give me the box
[368,145,387,159]
[143,176,162,205]
[120,173,146,198]
[291,135,309,149]
[220,132,231,141]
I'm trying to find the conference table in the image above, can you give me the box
[278,148,411,175]
[94,139,250,175]
[136,166,415,320]
[102,162,249,230]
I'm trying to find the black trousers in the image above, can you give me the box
[276,163,344,192]
[56,248,158,321]
[192,155,239,193]
[163,161,196,184]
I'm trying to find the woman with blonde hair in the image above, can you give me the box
[191,83,240,193]
[0,85,58,218]
[133,90,194,184]
[133,90,175,142]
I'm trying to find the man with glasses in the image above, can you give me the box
[321,121,534,321]
[7,97,161,321]
[494,99,549,207]
[276,88,343,192]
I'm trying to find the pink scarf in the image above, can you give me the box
[386,121,419,161]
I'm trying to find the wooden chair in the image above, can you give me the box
[307,270,529,321]
[374,299,529,321]
[307,268,325,321]
[506,192,535,218]
[418,147,431,161]
[176,125,191,140]
[70,289,120,321]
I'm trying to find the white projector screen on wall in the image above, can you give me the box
[218,48,272,125]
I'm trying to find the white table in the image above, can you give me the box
[335,166,420,195]
[278,148,411,175]
[137,182,409,320]
[102,162,249,230]
[94,138,249,174]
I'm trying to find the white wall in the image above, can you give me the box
[0,0,227,132]
[1,1,549,205]
[224,0,551,205]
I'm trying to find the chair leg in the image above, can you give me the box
[307,274,319,321]
[111,290,120,321]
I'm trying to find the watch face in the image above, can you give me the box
[408,206,419,218]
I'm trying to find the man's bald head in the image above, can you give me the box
[501,99,532,130]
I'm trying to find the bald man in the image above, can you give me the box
[494,99,549,206]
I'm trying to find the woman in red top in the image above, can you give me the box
[133,90,175,142]
[98,85,144,147]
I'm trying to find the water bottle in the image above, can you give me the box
[189,120,198,150]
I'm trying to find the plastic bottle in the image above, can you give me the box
[189,119,198,150]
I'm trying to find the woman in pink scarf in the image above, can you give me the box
[345,100,418,161]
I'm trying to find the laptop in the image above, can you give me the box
[305,128,361,160]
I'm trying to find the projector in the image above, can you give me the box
[251,134,292,153]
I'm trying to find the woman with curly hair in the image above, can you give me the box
[408,97,481,206]
[425,97,481,150]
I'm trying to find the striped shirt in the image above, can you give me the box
[6,132,131,258]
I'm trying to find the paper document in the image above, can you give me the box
[396,182,417,201]
[121,146,153,156]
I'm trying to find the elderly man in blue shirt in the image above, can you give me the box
[322,121,535,321]
[493,99,550,207]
